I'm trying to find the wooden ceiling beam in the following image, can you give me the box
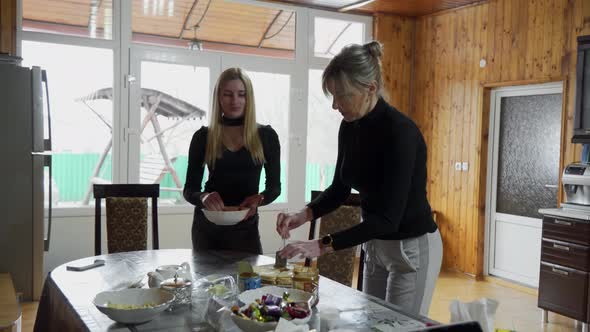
[257,10,283,47]
[178,0,199,39]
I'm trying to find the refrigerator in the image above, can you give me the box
[0,60,52,301]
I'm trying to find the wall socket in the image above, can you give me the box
[454,162,469,171]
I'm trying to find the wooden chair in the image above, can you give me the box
[94,184,160,256]
[305,191,364,290]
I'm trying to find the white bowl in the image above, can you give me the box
[231,314,279,332]
[231,307,311,332]
[239,286,315,307]
[202,208,249,226]
[93,288,175,324]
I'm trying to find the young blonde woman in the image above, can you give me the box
[184,67,281,254]
[276,42,442,316]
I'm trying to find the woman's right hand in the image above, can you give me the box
[200,192,224,211]
[276,208,310,239]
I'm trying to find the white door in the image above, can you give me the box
[486,82,563,287]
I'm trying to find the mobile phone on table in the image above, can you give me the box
[66,259,105,271]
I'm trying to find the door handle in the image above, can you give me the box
[544,184,558,189]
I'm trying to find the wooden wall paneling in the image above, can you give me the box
[499,0,511,81]
[472,2,488,276]
[474,2,490,277]
[428,15,441,265]
[0,0,17,55]
[459,5,475,273]
[541,0,554,78]
[524,0,536,79]
[512,0,526,81]
[532,0,546,79]
[442,12,455,269]
[490,0,503,82]
[451,8,469,270]
[378,0,588,276]
[376,14,416,115]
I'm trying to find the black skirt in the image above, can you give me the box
[191,208,263,254]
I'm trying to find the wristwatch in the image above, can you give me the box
[320,234,334,249]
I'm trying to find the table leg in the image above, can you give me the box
[542,310,548,323]
[583,322,588,332]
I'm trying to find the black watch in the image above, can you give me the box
[320,234,334,248]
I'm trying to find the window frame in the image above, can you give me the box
[16,0,373,217]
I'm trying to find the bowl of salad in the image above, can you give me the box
[231,292,311,332]
[93,288,175,324]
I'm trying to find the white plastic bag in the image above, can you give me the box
[449,298,499,332]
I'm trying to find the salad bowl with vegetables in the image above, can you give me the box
[93,288,175,324]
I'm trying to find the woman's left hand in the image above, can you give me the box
[278,240,333,259]
[239,194,264,220]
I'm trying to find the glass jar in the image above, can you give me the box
[292,266,319,305]
[161,274,192,310]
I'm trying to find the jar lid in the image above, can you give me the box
[161,276,192,289]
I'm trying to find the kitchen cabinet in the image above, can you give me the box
[538,213,590,330]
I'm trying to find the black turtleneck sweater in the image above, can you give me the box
[307,98,437,250]
[183,125,281,208]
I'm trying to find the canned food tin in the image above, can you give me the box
[238,272,261,291]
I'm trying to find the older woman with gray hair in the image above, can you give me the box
[276,41,442,316]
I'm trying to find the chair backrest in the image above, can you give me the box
[306,191,363,290]
[94,184,160,256]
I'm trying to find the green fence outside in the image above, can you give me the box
[52,153,334,204]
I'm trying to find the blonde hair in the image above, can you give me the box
[205,67,265,169]
[322,41,384,96]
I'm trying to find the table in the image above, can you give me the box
[33,249,435,331]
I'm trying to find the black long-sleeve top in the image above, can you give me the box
[307,98,437,250]
[183,125,281,208]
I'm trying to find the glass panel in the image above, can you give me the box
[131,0,295,59]
[22,41,114,206]
[139,61,210,204]
[305,69,340,201]
[22,0,113,40]
[496,94,562,219]
[314,17,364,58]
[245,71,289,204]
[583,51,590,129]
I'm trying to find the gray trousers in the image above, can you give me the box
[362,229,442,316]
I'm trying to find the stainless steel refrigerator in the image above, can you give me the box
[0,61,52,301]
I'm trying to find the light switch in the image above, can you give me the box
[462,162,469,171]
[454,162,462,171]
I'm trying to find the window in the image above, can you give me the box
[313,17,364,58]
[20,2,372,212]
[305,69,340,201]
[22,0,113,39]
[246,70,291,203]
[21,41,114,206]
[137,61,211,203]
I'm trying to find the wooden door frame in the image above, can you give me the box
[474,77,568,279]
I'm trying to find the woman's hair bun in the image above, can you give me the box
[364,41,383,58]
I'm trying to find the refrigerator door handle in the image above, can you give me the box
[45,154,52,251]
[42,69,53,252]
